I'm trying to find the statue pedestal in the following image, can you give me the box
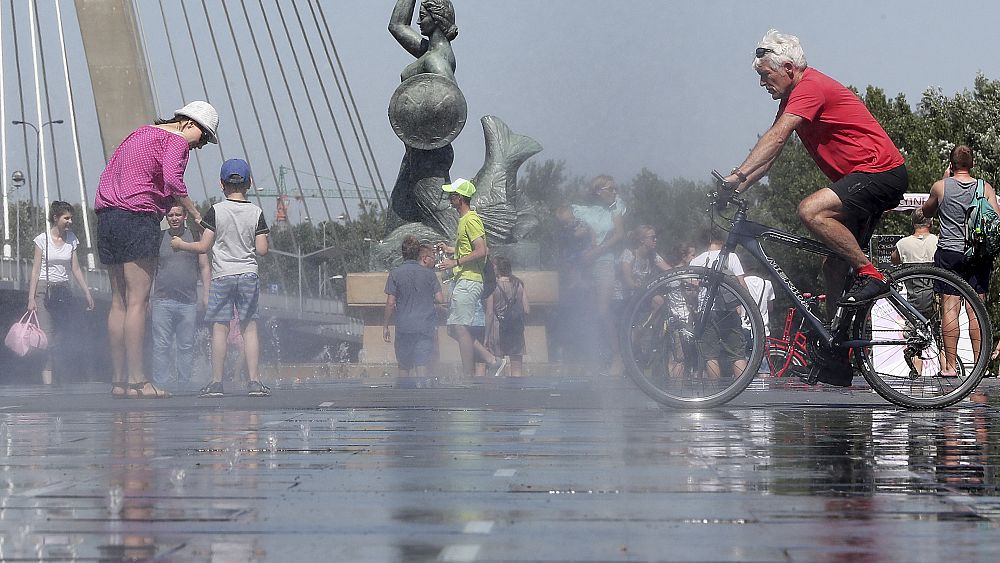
[346,270,559,366]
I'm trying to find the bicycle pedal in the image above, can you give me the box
[788,365,818,385]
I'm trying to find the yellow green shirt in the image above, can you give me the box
[453,210,485,283]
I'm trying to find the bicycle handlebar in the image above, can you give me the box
[709,169,741,211]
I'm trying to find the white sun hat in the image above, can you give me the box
[173,100,219,144]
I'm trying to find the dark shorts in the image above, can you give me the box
[702,312,746,364]
[934,248,993,295]
[96,208,161,265]
[395,331,434,370]
[830,165,909,247]
[498,319,526,356]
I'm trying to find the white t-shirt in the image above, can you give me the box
[34,231,79,284]
[895,233,938,264]
[743,275,775,335]
[690,249,745,311]
[689,249,744,276]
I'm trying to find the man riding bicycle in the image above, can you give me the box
[721,29,908,313]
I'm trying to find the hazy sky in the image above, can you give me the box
[333,0,1000,188]
[4,0,1000,223]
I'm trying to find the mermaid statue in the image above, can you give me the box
[381,0,542,269]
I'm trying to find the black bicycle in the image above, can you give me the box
[620,171,993,409]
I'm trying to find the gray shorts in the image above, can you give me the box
[395,331,434,370]
[447,279,483,326]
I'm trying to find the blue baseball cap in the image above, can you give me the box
[220,159,252,184]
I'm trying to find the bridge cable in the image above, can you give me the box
[0,0,8,247]
[54,1,94,256]
[196,0,262,208]
[177,0,228,203]
[151,0,211,203]
[240,0,313,225]
[239,0,312,252]
[273,1,349,221]
[312,0,390,208]
[289,1,366,218]
[33,1,63,201]
[218,0,282,207]
[27,0,52,213]
[252,0,330,225]
[8,0,33,211]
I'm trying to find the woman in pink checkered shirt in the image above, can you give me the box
[94,101,219,398]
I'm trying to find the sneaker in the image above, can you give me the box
[199,382,224,397]
[838,275,890,307]
[247,380,271,397]
[491,356,509,377]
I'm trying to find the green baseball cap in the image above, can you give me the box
[441,178,476,198]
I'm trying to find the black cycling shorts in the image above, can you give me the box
[829,164,909,248]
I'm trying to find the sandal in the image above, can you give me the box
[127,381,171,399]
[111,383,129,398]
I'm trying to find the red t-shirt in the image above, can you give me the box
[777,67,904,182]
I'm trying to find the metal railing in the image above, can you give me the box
[0,257,356,321]
[0,257,111,293]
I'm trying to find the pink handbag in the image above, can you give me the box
[5,310,48,357]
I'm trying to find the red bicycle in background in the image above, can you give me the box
[765,294,824,378]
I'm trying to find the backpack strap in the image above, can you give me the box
[977,178,985,200]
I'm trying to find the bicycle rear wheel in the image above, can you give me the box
[766,340,808,377]
[620,267,765,408]
[851,264,992,408]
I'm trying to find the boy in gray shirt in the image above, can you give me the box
[172,159,270,396]
[384,236,444,378]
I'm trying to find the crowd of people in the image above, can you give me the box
[17,25,1000,391]
[382,178,531,379]
[24,101,274,398]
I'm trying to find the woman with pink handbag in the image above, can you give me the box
[26,201,95,384]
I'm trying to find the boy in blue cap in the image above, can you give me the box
[172,159,271,396]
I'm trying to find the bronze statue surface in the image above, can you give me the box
[389,73,467,150]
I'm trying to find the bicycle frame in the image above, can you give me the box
[697,197,932,351]
[766,307,810,377]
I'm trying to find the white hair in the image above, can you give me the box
[752,29,807,72]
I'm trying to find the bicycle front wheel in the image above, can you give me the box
[851,264,992,408]
[620,267,765,408]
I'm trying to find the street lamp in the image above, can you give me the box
[4,171,26,265]
[11,119,63,224]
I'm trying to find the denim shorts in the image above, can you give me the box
[205,273,260,322]
[96,208,161,265]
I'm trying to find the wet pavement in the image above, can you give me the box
[2,374,1000,561]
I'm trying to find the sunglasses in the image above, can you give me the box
[190,121,210,147]
[755,47,774,58]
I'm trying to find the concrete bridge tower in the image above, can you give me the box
[73,0,155,160]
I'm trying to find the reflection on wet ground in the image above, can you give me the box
[1,376,1000,560]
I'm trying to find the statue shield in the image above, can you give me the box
[389,73,468,150]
